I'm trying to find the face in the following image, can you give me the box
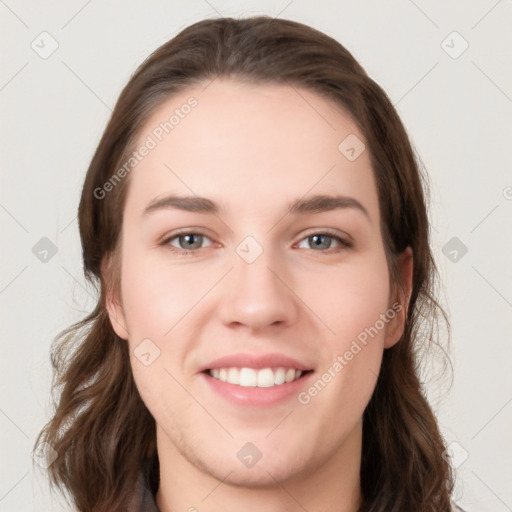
[105,78,412,489]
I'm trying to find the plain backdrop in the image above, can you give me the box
[1,1,511,511]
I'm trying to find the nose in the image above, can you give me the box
[217,243,299,333]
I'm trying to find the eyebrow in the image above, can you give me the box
[142,193,370,220]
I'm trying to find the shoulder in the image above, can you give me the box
[452,503,466,512]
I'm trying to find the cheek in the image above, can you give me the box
[305,254,390,403]
[313,252,391,347]
[119,245,215,399]
[120,247,209,337]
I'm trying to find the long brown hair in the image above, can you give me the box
[33,16,454,511]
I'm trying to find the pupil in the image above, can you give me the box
[183,234,200,248]
[312,235,329,249]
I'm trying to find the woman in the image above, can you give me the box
[34,16,464,512]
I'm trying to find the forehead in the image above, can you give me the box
[125,79,378,222]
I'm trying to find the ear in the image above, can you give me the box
[384,246,413,349]
[101,254,129,340]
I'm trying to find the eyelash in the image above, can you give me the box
[160,229,353,257]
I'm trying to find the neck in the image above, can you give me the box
[155,423,362,512]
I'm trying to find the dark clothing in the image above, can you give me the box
[127,453,160,512]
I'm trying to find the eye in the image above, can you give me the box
[296,231,353,252]
[162,231,213,255]
[160,229,353,256]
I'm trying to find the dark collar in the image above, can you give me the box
[127,453,160,512]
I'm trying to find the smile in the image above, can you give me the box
[208,367,305,387]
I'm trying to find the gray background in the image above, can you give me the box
[1,1,511,511]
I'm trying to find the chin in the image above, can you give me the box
[190,439,316,489]
[207,456,308,489]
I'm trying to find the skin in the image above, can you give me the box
[105,78,413,512]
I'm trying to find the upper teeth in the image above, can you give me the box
[209,367,303,387]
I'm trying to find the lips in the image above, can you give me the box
[198,352,314,404]
[199,352,313,373]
